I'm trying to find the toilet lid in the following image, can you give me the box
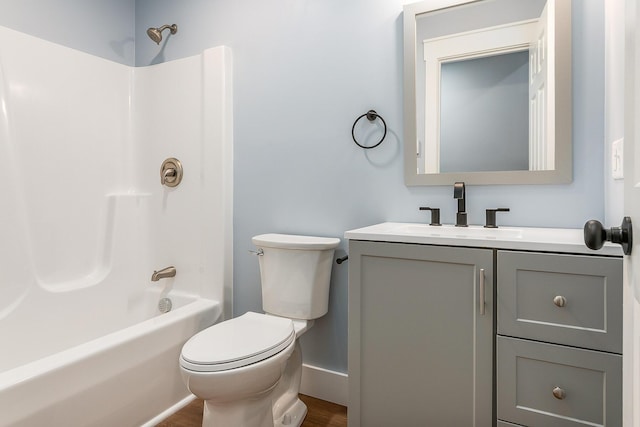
[252,233,340,250]
[180,312,295,372]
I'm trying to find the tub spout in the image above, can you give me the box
[151,266,176,281]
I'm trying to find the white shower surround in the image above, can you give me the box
[0,25,232,425]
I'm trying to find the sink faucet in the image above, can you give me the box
[151,266,176,281]
[454,182,468,227]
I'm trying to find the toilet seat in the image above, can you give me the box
[180,311,295,372]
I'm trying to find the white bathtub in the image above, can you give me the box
[0,26,232,427]
[0,294,220,427]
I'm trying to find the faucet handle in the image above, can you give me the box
[485,208,510,228]
[419,207,441,226]
[161,168,177,185]
[160,157,183,188]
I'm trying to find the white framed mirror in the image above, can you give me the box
[403,0,572,185]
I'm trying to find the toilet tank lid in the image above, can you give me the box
[252,233,340,250]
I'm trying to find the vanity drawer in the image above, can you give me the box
[497,336,622,427]
[497,251,622,353]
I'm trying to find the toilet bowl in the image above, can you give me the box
[179,233,340,427]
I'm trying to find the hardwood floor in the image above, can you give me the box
[155,394,347,427]
[155,399,203,427]
[298,395,348,427]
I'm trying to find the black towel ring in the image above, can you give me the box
[351,110,387,149]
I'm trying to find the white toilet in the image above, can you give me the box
[179,233,340,427]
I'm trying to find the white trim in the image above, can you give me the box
[623,0,640,423]
[423,19,537,60]
[202,46,234,320]
[300,363,348,407]
[141,394,196,427]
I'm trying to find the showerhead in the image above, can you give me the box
[147,24,178,45]
[146,28,162,44]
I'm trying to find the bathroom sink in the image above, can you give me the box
[392,223,523,240]
[344,222,624,256]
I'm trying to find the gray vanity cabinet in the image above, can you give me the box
[348,240,494,427]
[496,251,623,426]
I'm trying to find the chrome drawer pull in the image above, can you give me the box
[552,386,566,400]
[553,295,567,307]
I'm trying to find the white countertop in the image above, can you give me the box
[344,222,623,256]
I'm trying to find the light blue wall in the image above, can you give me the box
[0,0,135,65]
[0,0,605,375]
[135,0,605,374]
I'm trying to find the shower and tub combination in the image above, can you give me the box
[0,25,233,426]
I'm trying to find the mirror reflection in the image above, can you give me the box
[440,51,529,173]
[403,0,572,185]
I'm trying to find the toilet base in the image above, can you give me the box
[183,315,314,427]
[202,389,276,427]
[274,398,307,427]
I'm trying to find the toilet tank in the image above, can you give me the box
[252,234,340,320]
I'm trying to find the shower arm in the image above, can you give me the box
[157,24,178,35]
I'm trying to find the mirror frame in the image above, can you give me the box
[403,0,573,186]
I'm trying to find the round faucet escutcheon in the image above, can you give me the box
[160,158,183,187]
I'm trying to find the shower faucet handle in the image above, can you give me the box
[419,207,441,226]
[162,168,176,184]
[160,157,183,187]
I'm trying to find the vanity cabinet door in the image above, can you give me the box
[348,240,493,427]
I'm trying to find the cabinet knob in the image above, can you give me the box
[552,386,566,400]
[553,295,567,307]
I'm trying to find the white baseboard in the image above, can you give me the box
[142,394,196,427]
[300,363,348,407]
